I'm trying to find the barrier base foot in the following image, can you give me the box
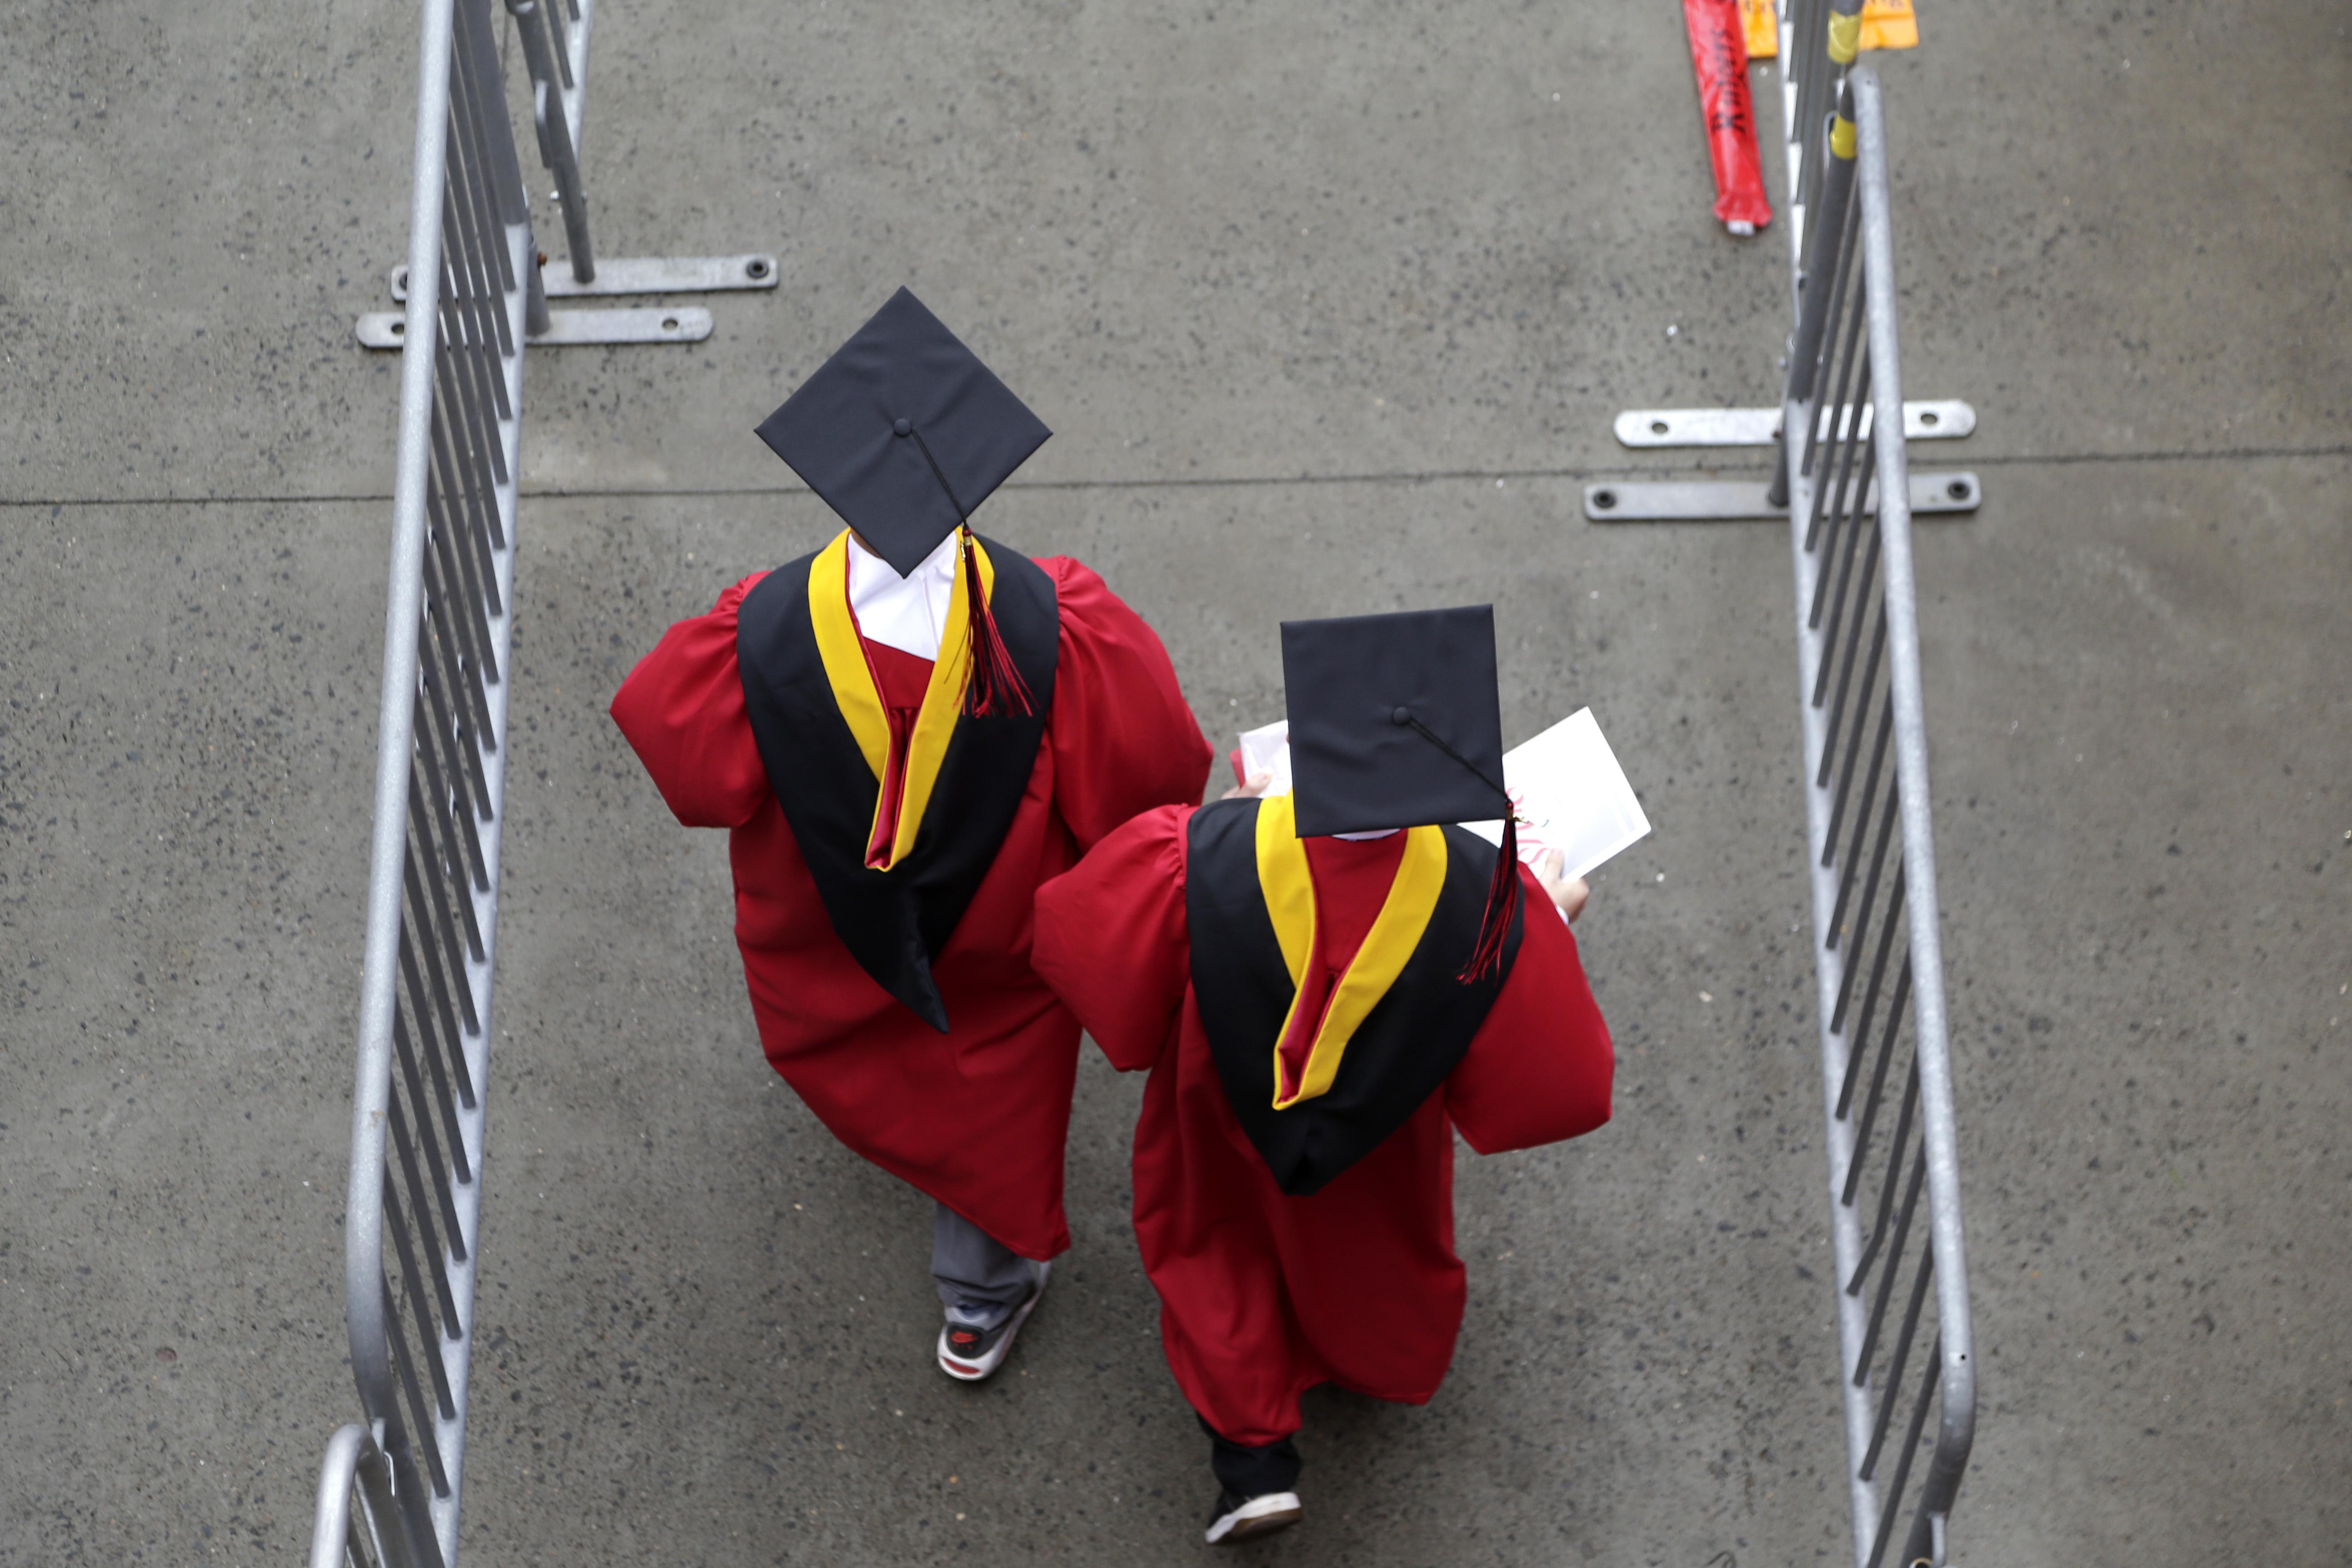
[1583,471,1981,522]
[358,306,713,349]
[1612,400,1975,447]
[391,254,780,300]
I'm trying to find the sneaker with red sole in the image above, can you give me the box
[935,1261,1049,1382]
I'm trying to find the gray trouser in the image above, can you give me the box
[931,1202,1037,1329]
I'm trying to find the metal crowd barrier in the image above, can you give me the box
[1776,66,1976,1568]
[314,0,529,1562]
[1584,17,1981,1562]
[322,0,780,1554]
[358,0,777,351]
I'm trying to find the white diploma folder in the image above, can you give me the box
[1240,708,1649,882]
[1460,708,1652,881]
[1235,719,1295,796]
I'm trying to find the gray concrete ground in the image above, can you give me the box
[2,0,2346,1563]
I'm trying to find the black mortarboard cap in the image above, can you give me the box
[1281,605,1509,838]
[753,287,1052,577]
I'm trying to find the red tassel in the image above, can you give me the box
[960,530,1035,719]
[1457,815,1519,984]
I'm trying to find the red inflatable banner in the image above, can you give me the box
[1683,0,1773,235]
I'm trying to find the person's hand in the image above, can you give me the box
[1221,769,1273,801]
[1534,849,1589,923]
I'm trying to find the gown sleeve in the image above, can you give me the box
[1040,558,1215,853]
[1031,804,1196,1073]
[1445,866,1617,1154]
[608,572,774,830]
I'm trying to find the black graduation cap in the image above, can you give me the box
[1281,606,1509,835]
[1280,604,1521,980]
[753,287,1052,577]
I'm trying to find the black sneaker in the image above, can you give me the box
[1205,1488,1302,1544]
[935,1261,1050,1382]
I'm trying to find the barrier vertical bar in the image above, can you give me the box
[1785,293,1886,1568]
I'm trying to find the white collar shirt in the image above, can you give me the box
[845,530,960,661]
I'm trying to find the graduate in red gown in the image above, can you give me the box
[611,288,1212,1380]
[1031,606,1615,1543]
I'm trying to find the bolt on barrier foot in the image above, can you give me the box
[358,0,775,351]
[316,0,530,1561]
[1778,66,1976,1568]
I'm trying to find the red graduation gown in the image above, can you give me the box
[610,558,1213,1260]
[1030,804,1615,1444]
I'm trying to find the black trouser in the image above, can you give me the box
[1199,1415,1302,1497]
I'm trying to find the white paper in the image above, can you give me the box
[1232,709,1648,882]
[1460,708,1651,881]
[1236,719,1294,795]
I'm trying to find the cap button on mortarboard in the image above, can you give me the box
[893,418,913,437]
[1392,706,1413,725]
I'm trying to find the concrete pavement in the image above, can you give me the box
[3,0,2347,1563]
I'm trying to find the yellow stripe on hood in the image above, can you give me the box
[1252,793,1448,1109]
[807,529,998,871]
